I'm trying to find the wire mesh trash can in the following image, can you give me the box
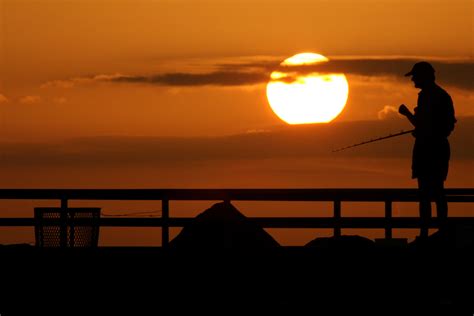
[34,207,101,248]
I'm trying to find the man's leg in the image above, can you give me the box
[433,179,448,232]
[417,178,431,238]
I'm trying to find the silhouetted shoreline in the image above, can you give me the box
[1,192,474,314]
[1,244,473,314]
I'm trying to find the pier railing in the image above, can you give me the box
[0,188,473,247]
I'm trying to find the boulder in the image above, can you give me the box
[169,202,280,249]
[305,235,375,250]
[409,223,474,250]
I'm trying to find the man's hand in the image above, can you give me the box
[399,104,417,127]
[398,104,411,117]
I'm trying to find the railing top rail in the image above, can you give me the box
[0,188,472,201]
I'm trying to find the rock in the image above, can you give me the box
[305,235,375,250]
[169,202,280,249]
[410,223,474,250]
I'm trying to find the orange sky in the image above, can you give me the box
[0,0,473,245]
[1,0,473,140]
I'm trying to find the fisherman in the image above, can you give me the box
[399,61,456,238]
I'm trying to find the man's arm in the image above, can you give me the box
[399,104,416,127]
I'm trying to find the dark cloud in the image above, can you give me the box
[41,57,473,90]
[105,58,474,90]
[274,59,474,90]
[112,71,268,86]
[1,117,472,167]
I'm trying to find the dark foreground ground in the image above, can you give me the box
[1,246,473,315]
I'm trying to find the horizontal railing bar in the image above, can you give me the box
[251,217,474,228]
[0,188,473,201]
[2,217,474,228]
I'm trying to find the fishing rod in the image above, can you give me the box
[332,129,415,152]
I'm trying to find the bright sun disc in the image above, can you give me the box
[266,53,349,124]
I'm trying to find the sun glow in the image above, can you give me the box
[281,52,328,66]
[266,53,349,124]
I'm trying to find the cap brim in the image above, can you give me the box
[404,71,413,77]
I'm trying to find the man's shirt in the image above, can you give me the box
[414,83,456,141]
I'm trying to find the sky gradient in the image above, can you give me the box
[0,0,472,245]
[1,0,473,139]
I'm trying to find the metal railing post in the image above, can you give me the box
[385,200,393,239]
[162,199,169,249]
[334,200,341,237]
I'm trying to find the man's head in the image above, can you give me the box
[405,61,436,89]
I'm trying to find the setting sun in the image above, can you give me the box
[266,53,349,124]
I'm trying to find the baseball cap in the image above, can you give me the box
[404,61,435,77]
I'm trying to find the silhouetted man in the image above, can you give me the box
[399,61,456,238]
